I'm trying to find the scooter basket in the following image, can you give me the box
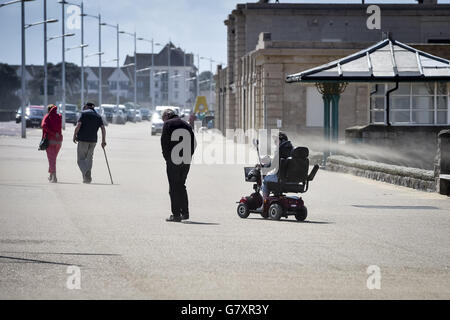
[244,167,259,182]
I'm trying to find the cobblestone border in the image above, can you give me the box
[326,155,436,192]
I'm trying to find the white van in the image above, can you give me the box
[155,106,181,117]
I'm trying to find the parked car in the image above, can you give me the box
[16,105,45,128]
[140,108,150,120]
[151,112,164,135]
[112,109,126,124]
[94,106,108,126]
[155,105,181,117]
[124,102,139,122]
[58,103,78,125]
[100,104,115,123]
[119,105,128,123]
[181,108,192,120]
[135,109,142,122]
[127,108,137,122]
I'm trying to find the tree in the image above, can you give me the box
[198,71,213,91]
[50,62,81,97]
[0,63,21,111]
[29,63,57,101]
[29,62,82,105]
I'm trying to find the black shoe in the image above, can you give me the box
[181,214,189,220]
[166,215,181,222]
[82,174,92,184]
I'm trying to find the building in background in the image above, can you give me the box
[84,66,131,105]
[216,0,450,135]
[123,42,197,108]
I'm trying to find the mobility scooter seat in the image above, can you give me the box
[266,146,312,195]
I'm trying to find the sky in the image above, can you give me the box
[1,0,449,73]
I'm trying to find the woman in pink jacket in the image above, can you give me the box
[41,104,63,182]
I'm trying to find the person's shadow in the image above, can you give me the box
[182,221,220,226]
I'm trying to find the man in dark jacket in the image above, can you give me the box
[161,109,196,222]
[73,102,106,183]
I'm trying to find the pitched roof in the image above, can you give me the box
[123,42,195,69]
[87,66,130,85]
[286,38,450,83]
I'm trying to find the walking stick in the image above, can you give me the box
[102,146,113,185]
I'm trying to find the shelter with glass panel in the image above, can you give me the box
[287,37,450,163]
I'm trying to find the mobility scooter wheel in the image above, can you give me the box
[295,206,308,221]
[268,203,283,220]
[237,203,250,218]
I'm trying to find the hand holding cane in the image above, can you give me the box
[102,144,113,185]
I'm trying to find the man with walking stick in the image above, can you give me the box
[73,102,107,184]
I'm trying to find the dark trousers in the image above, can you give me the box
[166,162,190,217]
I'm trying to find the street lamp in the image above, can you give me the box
[179,47,187,109]
[60,1,86,109]
[24,18,57,29]
[0,0,33,7]
[154,42,163,106]
[119,30,137,105]
[181,50,197,109]
[137,37,155,107]
[185,74,197,109]
[81,12,101,107]
[0,0,35,138]
[66,44,88,51]
[24,3,58,111]
[41,1,58,109]
[47,32,74,130]
[58,1,66,129]
[66,43,88,106]
[195,53,200,99]
[200,56,216,110]
[167,44,178,106]
[84,51,103,100]
[47,33,75,41]
[101,22,120,107]
[103,58,118,64]
[56,0,80,130]
[85,51,104,58]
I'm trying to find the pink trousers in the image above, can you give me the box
[46,143,61,173]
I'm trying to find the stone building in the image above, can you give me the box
[216,0,450,137]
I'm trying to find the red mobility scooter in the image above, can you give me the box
[237,140,319,221]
